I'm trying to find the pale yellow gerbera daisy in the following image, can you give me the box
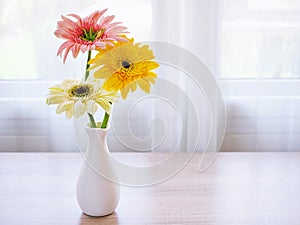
[46,78,118,119]
[89,37,159,99]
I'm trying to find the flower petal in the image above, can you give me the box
[65,107,74,119]
[136,78,151,93]
[95,99,111,114]
[56,101,74,114]
[86,100,98,114]
[73,101,86,118]
[121,85,130,99]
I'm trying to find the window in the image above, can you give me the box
[219,0,300,79]
[217,0,300,151]
[0,0,152,152]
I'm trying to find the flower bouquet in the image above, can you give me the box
[46,9,159,127]
[46,9,159,217]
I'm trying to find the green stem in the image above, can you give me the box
[88,113,97,128]
[101,101,113,129]
[85,50,97,128]
[101,112,110,129]
[85,50,92,81]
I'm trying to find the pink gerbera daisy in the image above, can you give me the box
[54,9,128,63]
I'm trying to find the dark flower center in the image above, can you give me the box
[122,61,131,69]
[70,84,93,97]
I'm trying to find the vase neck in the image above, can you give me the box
[85,126,110,156]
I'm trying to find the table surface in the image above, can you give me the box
[0,152,299,225]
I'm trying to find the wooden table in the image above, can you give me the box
[0,152,299,225]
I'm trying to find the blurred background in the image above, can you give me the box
[1,0,299,152]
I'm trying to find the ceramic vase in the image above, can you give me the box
[76,125,120,217]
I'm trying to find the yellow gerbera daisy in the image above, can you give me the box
[89,37,159,99]
[46,78,118,119]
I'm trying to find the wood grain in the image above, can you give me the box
[0,152,299,225]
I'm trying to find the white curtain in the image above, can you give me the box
[150,0,222,155]
[219,0,300,151]
[151,0,300,152]
[1,0,299,152]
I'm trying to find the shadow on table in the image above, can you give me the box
[79,212,120,225]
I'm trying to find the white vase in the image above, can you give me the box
[76,125,120,217]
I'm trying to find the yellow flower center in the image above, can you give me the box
[118,59,135,77]
[69,84,94,97]
[117,72,129,80]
